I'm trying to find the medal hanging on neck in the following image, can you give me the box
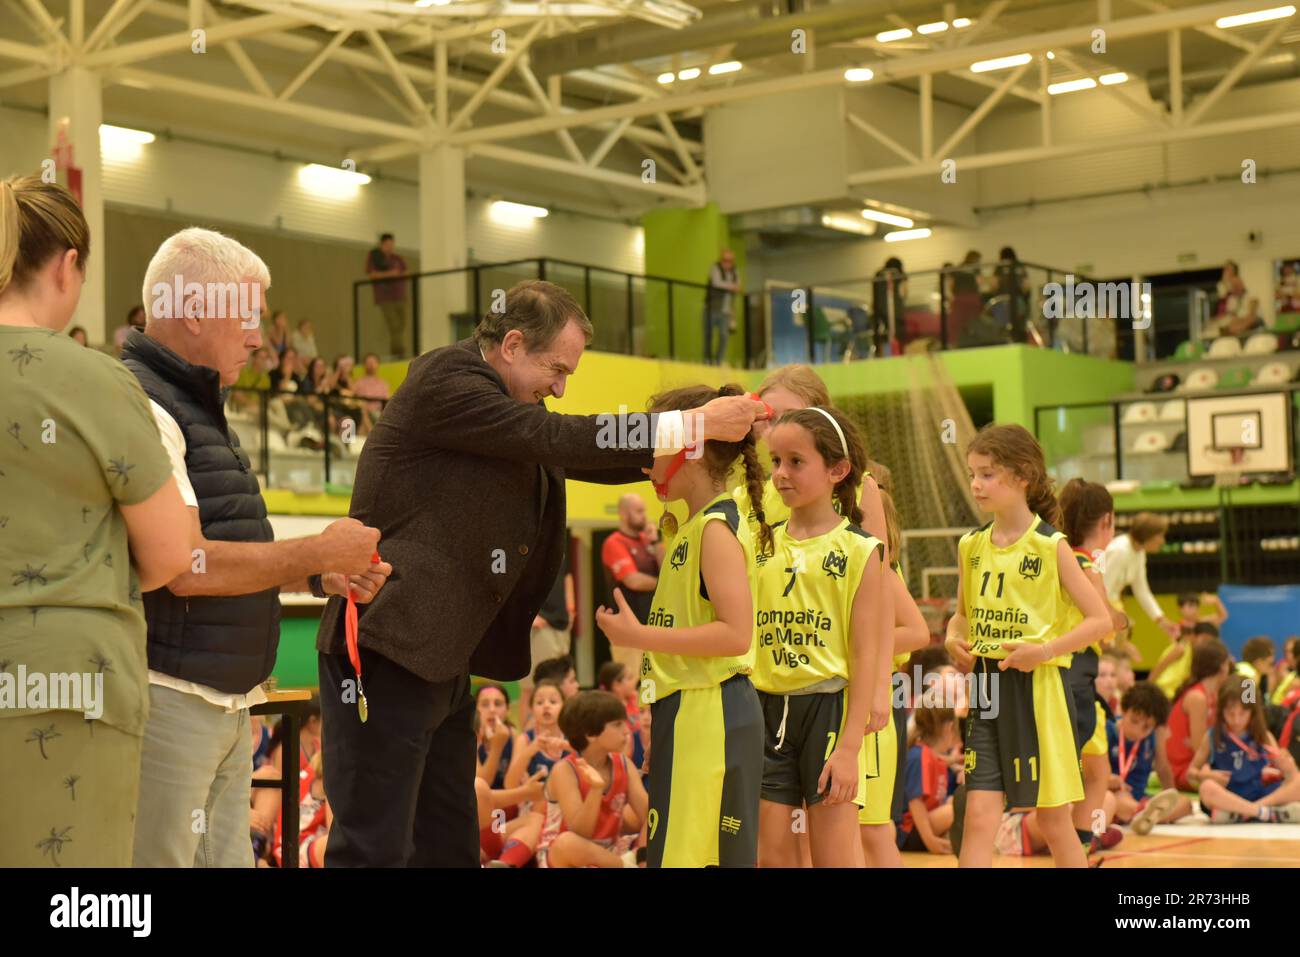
[344,551,381,723]
[653,447,692,539]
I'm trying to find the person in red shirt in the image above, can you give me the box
[599,494,662,673]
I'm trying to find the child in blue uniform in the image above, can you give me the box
[1192,674,1300,823]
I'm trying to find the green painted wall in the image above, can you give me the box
[641,204,745,365]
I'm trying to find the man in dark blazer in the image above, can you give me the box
[316,279,764,866]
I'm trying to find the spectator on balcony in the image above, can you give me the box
[301,356,333,396]
[333,354,356,394]
[352,352,391,402]
[114,303,147,356]
[366,232,409,359]
[235,346,275,391]
[292,318,319,362]
[948,252,984,348]
[705,247,740,365]
[1275,263,1300,314]
[264,310,290,358]
[871,256,907,355]
[270,346,304,393]
[993,246,1031,343]
[1214,261,1262,337]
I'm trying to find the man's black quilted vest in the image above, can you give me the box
[121,330,280,694]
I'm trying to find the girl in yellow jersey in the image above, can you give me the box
[859,484,930,867]
[944,425,1110,868]
[753,406,886,867]
[1057,479,1130,851]
[596,384,771,868]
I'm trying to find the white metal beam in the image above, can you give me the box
[138,1,689,156]
[919,72,933,160]
[468,142,705,203]
[847,111,918,165]
[0,37,51,66]
[639,143,688,184]
[364,28,435,127]
[82,13,305,68]
[277,27,351,101]
[71,0,85,47]
[0,62,56,88]
[435,37,447,127]
[1127,0,1254,52]
[935,59,1029,158]
[516,57,586,165]
[114,66,429,142]
[1185,17,1290,126]
[587,116,633,167]
[655,112,702,183]
[1051,49,1168,127]
[954,0,1009,47]
[848,104,1300,184]
[349,63,419,123]
[85,0,141,51]
[225,39,275,97]
[87,0,152,51]
[442,1,1279,148]
[447,20,544,134]
[18,0,71,55]
[1039,55,1051,146]
[1169,27,1183,126]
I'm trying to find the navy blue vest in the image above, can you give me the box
[121,330,280,694]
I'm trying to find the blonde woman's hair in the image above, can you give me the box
[757,364,831,407]
[0,175,90,297]
[141,226,271,320]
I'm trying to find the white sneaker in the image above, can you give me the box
[1270,801,1300,823]
[1131,789,1180,835]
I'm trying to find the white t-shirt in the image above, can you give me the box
[146,401,267,713]
[1101,533,1164,623]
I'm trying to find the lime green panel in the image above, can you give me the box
[270,617,321,690]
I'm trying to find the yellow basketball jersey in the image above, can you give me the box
[958,517,1072,668]
[891,563,911,671]
[1058,549,1104,657]
[1155,643,1192,700]
[640,493,757,699]
[751,518,884,694]
[732,474,862,545]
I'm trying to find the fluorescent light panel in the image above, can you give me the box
[677,67,701,79]
[970,52,1032,72]
[708,60,742,74]
[1216,5,1295,27]
[1048,77,1096,94]
[489,200,549,224]
[876,27,912,41]
[884,227,932,242]
[844,67,874,82]
[861,208,914,228]
[821,213,876,236]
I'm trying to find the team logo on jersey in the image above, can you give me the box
[1018,554,1042,580]
[670,538,689,570]
[822,548,848,579]
[755,548,770,567]
[969,555,981,569]
[964,750,977,773]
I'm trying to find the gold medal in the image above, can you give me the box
[658,510,678,538]
[357,679,369,723]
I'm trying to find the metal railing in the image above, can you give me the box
[224,385,388,491]
[353,257,756,367]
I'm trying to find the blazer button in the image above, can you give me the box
[518,545,529,556]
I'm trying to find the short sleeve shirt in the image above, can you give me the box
[0,326,174,735]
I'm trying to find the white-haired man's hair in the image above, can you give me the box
[142,227,271,321]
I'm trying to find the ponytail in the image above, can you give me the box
[0,175,90,300]
[0,179,19,296]
[740,437,774,558]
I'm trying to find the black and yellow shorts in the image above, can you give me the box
[646,673,763,868]
[963,657,1083,809]
[1065,647,1099,756]
[858,702,899,825]
[758,688,867,809]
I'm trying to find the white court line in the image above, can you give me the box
[1145,822,1300,841]
[1115,851,1300,863]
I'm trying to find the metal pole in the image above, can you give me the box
[625,272,634,356]
[259,390,269,483]
[353,281,361,362]
[411,275,420,358]
[322,394,332,486]
[1113,401,1124,480]
[806,287,816,363]
[667,281,675,360]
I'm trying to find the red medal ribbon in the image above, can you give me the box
[344,551,380,719]
[1117,727,1140,782]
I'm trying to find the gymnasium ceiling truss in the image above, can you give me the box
[0,0,1296,204]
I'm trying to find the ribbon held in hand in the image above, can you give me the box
[344,550,381,723]
[748,392,775,420]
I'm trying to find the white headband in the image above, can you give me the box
[809,407,849,460]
